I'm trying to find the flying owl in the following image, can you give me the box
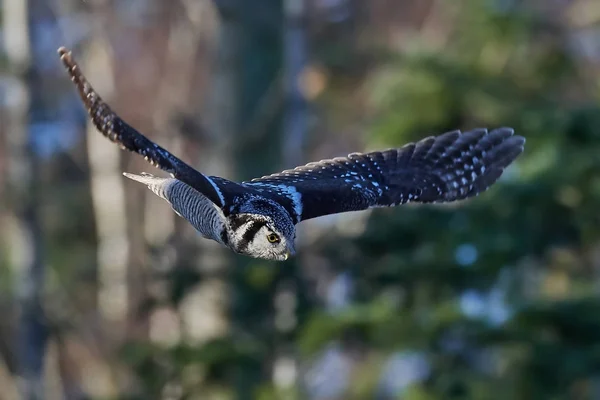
[58,47,525,261]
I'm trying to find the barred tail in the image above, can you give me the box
[123,173,226,243]
[123,173,173,200]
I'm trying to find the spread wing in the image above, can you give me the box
[58,47,244,210]
[245,128,525,222]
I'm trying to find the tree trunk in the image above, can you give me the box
[83,40,131,331]
[282,0,308,169]
[3,0,47,398]
[218,1,285,398]
[275,0,309,395]
[161,0,232,347]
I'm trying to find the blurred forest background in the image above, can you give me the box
[1,0,600,399]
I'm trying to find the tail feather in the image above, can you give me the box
[123,172,163,185]
[123,172,172,199]
[123,172,224,239]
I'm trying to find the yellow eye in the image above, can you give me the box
[267,233,280,243]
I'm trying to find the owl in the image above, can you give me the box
[58,47,525,261]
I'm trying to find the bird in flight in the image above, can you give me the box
[58,47,525,261]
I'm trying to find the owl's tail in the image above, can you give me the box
[123,172,225,243]
[391,127,525,203]
[123,172,173,200]
[124,172,187,218]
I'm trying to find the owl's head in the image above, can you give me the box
[227,199,296,261]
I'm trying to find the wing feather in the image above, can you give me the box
[246,128,525,222]
[58,47,240,209]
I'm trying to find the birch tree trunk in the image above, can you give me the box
[3,0,47,398]
[158,0,231,346]
[83,40,131,330]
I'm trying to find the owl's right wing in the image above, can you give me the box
[58,47,242,210]
[245,128,525,222]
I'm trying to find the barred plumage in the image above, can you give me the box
[124,173,227,244]
[59,46,525,261]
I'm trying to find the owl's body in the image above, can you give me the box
[58,47,525,261]
[129,172,297,260]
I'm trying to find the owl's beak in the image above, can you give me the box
[284,246,296,260]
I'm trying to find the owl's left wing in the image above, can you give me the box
[58,47,244,210]
[244,128,525,222]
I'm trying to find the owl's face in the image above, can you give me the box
[238,222,295,261]
[227,201,296,261]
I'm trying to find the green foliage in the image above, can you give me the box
[120,336,268,399]
[294,1,600,399]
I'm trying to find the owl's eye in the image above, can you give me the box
[267,233,280,243]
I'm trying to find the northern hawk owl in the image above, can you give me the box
[58,47,525,261]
